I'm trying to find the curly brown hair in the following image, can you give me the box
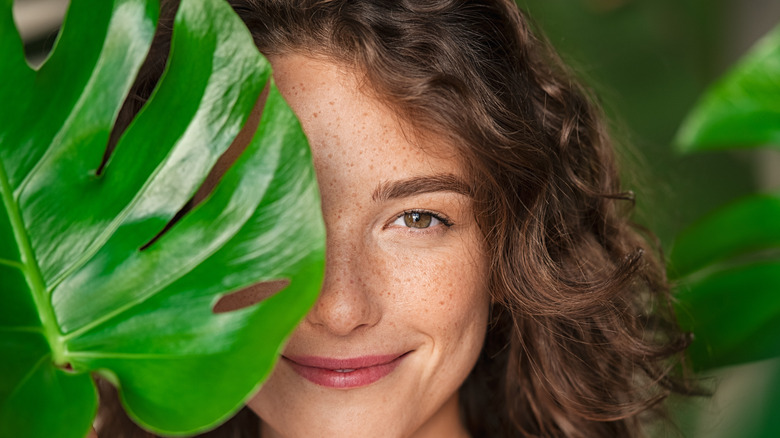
[98,1,693,437]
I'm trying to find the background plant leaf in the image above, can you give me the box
[675,261,780,370]
[675,22,780,151]
[668,19,780,373]
[668,192,780,279]
[0,0,325,436]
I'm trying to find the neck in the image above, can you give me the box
[410,392,470,438]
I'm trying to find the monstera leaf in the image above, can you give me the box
[0,0,324,437]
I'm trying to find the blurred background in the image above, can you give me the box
[12,0,780,436]
[517,2,780,436]
[519,0,780,245]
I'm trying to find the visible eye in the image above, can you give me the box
[391,210,451,229]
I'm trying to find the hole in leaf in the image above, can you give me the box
[138,198,193,251]
[139,84,270,251]
[212,279,290,314]
[13,0,67,67]
[99,0,183,176]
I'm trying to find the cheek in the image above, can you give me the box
[373,242,490,337]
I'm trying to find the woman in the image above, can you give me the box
[98,0,693,436]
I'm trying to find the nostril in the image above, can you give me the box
[212,279,290,314]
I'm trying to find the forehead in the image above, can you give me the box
[269,54,465,180]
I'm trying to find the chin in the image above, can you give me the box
[247,346,474,438]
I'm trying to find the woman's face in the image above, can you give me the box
[247,55,490,438]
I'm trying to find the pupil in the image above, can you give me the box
[404,212,432,228]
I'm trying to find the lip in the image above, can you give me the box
[283,352,409,389]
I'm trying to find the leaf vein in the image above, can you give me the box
[0,257,24,270]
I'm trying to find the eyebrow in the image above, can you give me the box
[371,173,472,202]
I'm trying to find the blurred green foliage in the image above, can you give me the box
[518,1,780,437]
[670,20,780,438]
[518,0,760,245]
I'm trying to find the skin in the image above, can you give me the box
[247,55,491,438]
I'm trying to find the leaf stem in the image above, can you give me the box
[0,162,65,364]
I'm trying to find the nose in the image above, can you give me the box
[305,235,382,336]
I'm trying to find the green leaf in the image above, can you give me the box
[668,192,780,279]
[0,0,324,436]
[0,332,97,438]
[669,192,780,370]
[675,23,780,151]
[675,261,780,370]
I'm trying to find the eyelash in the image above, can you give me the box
[391,209,453,230]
